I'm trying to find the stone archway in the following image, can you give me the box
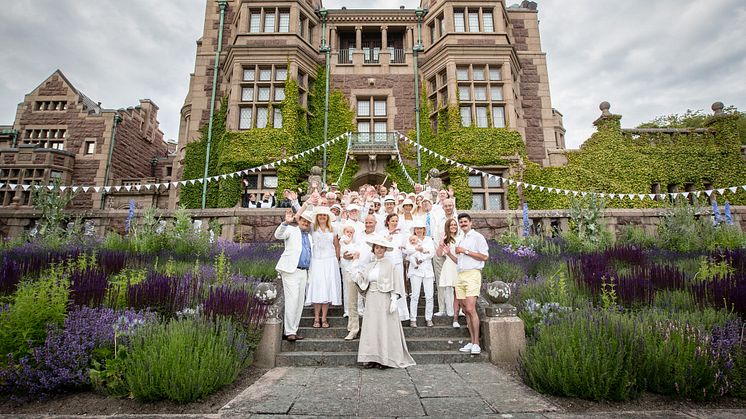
[350,173,387,191]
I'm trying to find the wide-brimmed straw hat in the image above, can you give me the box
[347,203,361,212]
[401,198,414,207]
[299,212,314,222]
[313,206,336,221]
[383,196,396,203]
[366,234,394,251]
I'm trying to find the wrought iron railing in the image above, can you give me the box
[349,132,398,150]
[338,49,353,64]
[390,48,405,64]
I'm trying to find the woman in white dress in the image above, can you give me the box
[404,219,436,327]
[398,198,416,233]
[436,218,462,327]
[383,213,410,322]
[306,206,342,328]
[350,235,416,369]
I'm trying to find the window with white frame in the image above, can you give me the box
[264,12,275,32]
[357,97,388,141]
[238,64,288,130]
[468,12,479,32]
[483,12,494,32]
[249,10,261,33]
[453,64,506,128]
[469,171,505,210]
[278,11,290,33]
[455,6,496,33]
[273,109,283,128]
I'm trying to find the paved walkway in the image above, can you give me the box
[220,363,555,417]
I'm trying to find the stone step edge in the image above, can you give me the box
[277,350,489,356]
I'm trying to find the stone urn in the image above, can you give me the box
[255,282,278,306]
[484,281,511,304]
[483,281,517,317]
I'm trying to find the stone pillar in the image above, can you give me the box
[254,318,282,368]
[238,2,249,33]
[289,5,300,33]
[330,26,337,51]
[355,25,362,50]
[381,25,388,49]
[406,26,414,49]
[481,316,526,364]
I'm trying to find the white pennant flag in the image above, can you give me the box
[600,193,606,198]
[135,185,142,191]
[104,186,112,192]
[609,194,616,199]
[82,186,90,193]
[581,192,587,197]
[531,185,537,190]
[637,194,645,200]
[705,190,713,197]
[179,181,188,186]
[124,186,131,191]
[539,186,545,192]
[9,184,17,191]
[742,185,746,191]
[220,175,227,180]
[694,191,702,197]
[682,192,689,198]
[648,194,656,200]
[548,188,554,193]
[563,190,570,195]
[71,186,80,192]
[92,186,100,193]
[729,187,738,194]
[189,179,197,185]
[250,168,256,173]
[144,184,152,190]
[113,186,121,192]
[717,188,726,195]
[572,191,579,196]
[671,193,678,199]
[21,185,30,191]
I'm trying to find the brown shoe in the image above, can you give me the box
[295,335,304,341]
[287,334,297,342]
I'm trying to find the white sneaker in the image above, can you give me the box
[426,320,434,327]
[459,309,465,317]
[410,320,418,328]
[470,344,481,354]
[452,321,460,328]
[343,312,349,318]
[433,312,446,317]
[459,343,474,353]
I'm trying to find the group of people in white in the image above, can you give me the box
[274,182,489,369]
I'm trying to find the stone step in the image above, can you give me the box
[275,350,490,367]
[301,304,443,317]
[296,325,471,339]
[299,315,461,328]
[281,337,475,352]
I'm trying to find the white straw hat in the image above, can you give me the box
[365,234,395,251]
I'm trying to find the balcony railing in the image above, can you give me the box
[390,48,405,64]
[338,49,353,64]
[349,132,398,151]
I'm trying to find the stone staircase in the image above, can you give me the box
[276,300,489,366]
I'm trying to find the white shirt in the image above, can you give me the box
[456,228,489,272]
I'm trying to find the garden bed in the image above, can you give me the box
[0,365,266,415]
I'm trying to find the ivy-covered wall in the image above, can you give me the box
[521,113,746,209]
[179,66,356,208]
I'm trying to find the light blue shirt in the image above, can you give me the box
[298,230,312,269]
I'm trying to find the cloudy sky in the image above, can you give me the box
[1,0,744,148]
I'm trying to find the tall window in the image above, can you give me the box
[454,11,465,32]
[454,64,506,128]
[264,12,275,32]
[238,64,287,130]
[468,12,479,32]
[483,12,494,32]
[249,10,261,33]
[278,12,290,33]
[357,97,388,141]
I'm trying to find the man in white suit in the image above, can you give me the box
[275,208,314,342]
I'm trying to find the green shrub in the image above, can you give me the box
[521,307,735,401]
[124,317,253,403]
[653,290,697,312]
[521,309,644,401]
[0,266,69,361]
[483,260,526,283]
[106,269,147,309]
[616,225,656,249]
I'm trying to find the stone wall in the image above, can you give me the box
[2,206,744,242]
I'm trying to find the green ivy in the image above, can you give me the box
[521,113,746,209]
[180,66,356,208]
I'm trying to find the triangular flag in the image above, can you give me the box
[135,185,142,191]
[705,190,713,197]
[124,185,131,191]
[114,186,122,192]
[22,185,30,191]
[694,191,702,197]
[104,186,112,192]
[671,193,678,199]
[648,194,656,200]
[729,187,738,194]
[682,192,689,198]
[609,194,616,199]
[93,186,100,193]
[572,191,578,196]
[580,192,587,197]
[82,186,90,193]
[637,194,645,200]
[9,184,17,190]
[539,186,545,192]
[600,193,606,198]
[717,188,726,195]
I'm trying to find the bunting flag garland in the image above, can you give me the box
[0,132,350,193]
[396,132,746,201]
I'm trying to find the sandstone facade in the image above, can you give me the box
[0,71,174,210]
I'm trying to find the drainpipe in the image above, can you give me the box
[101,114,122,210]
[319,8,331,186]
[201,0,228,209]
[413,8,427,184]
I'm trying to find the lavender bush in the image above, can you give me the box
[0,306,153,399]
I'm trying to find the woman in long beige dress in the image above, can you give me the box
[350,235,416,369]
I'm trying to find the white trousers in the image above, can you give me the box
[281,269,307,336]
[440,286,454,316]
[394,262,410,321]
[342,269,362,334]
[409,275,435,321]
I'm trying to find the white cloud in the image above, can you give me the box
[0,0,744,150]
